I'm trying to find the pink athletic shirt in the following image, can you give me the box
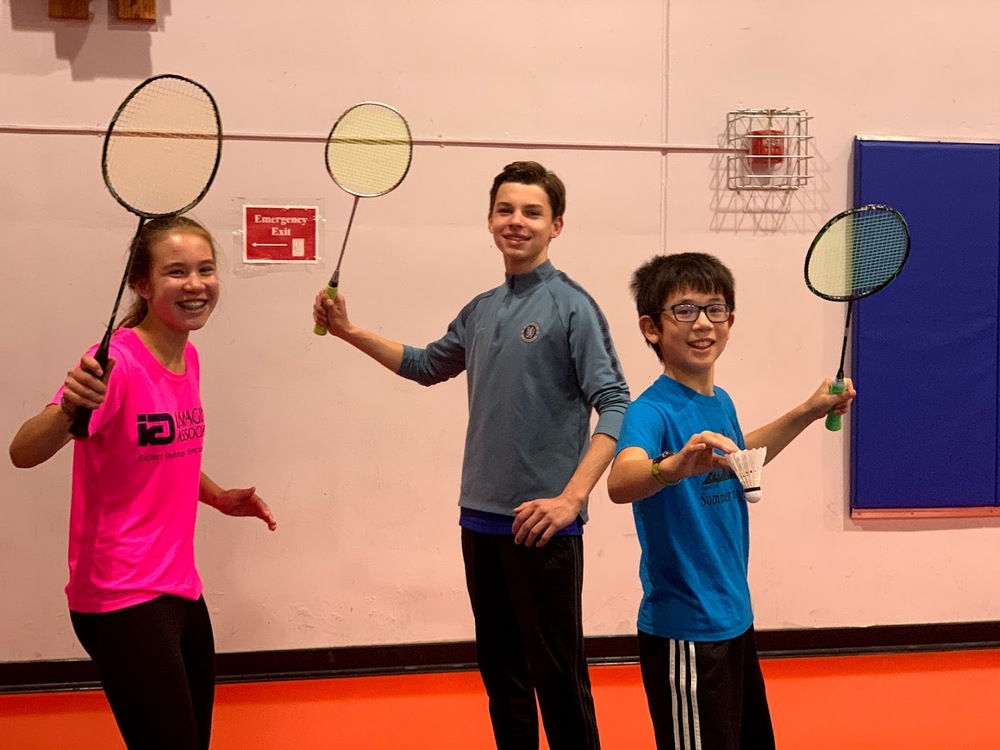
[52,328,205,613]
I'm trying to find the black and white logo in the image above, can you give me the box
[137,413,175,446]
[520,322,541,343]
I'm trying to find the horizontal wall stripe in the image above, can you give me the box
[2,622,999,695]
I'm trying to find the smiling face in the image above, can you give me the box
[137,230,219,336]
[488,182,564,275]
[641,287,735,394]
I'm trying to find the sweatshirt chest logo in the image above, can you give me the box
[520,322,541,343]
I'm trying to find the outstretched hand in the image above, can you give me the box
[214,486,277,531]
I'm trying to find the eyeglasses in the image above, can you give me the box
[660,303,733,323]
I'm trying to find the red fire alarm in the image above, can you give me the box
[748,129,784,167]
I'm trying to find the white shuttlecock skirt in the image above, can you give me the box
[725,447,767,504]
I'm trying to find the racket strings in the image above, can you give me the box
[807,211,909,300]
[326,103,412,197]
[105,76,221,217]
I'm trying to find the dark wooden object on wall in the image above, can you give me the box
[48,0,91,19]
[117,0,156,21]
[48,1,156,20]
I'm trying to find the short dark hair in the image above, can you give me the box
[488,161,566,219]
[630,253,736,360]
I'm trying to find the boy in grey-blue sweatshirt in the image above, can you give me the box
[314,161,630,750]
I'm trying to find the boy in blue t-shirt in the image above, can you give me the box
[607,253,855,750]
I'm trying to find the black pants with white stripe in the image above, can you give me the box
[638,626,775,750]
[462,529,601,750]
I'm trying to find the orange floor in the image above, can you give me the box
[2,650,999,749]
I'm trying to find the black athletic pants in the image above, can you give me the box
[71,594,216,750]
[462,529,601,750]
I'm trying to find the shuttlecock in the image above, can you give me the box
[725,447,767,504]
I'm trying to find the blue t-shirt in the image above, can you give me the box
[616,375,752,641]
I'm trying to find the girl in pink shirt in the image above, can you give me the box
[10,216,276,750]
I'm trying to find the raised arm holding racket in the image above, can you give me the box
[312,160,632,749]
[71,73,222,437]
[313,102,412,335]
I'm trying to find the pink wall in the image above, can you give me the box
[2,1,999,662]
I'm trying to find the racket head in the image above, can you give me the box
[325,102,413,198]
[804,204,911,302]
[102,74,222,218]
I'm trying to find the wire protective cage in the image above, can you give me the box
[726,108,812,191]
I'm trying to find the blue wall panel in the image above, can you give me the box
[852,139,1000,509]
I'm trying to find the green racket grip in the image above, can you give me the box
[825,377,847,432]
[313,284,339,336]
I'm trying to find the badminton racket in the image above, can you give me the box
[313,102,413,335]
[804,204,910,431]
[70,74,222,438]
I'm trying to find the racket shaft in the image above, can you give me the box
[70,216,144,438]
[825,377,846,431]
[313,197,359,335]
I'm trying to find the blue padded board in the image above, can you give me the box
[852,139,1000,509]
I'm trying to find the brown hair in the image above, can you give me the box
[116,215,217,330]
[488,161,566,219]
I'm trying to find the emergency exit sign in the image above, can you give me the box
[243,205,318,263]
